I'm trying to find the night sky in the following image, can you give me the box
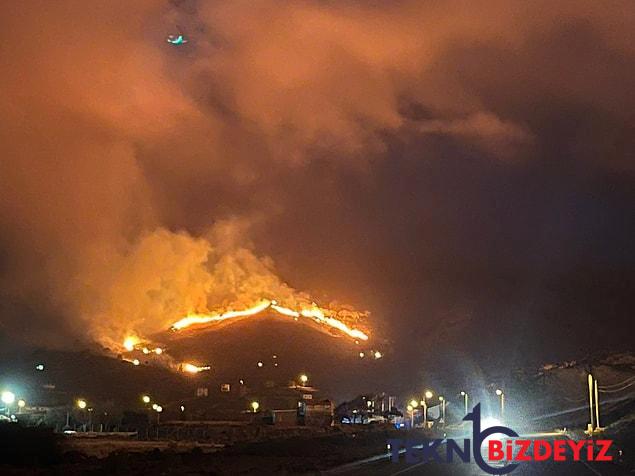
[0,1,634,392]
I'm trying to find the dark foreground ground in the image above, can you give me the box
[0,422,633,475]
[0,424,399,475]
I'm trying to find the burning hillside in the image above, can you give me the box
[119,296,372,376]
[85,228,375,375]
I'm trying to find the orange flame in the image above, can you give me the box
[123,336,139,352]
[170,300,271,330]
[171,299,369,341]
[181,363,211,374]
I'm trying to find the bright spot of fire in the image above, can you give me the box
[170,300,369,341]
[181,363,211,374]
[171,301,271,330]
[123,336,138,352]
[271,303,300,317]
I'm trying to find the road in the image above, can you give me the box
[324,433,628,475]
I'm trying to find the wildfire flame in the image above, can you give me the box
[170,299,369,341]
[181,363,211,374]
[123,336,139,352]
[170,300,271,330]
[121,337,212,374]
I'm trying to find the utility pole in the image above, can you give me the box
[587,373,595,431]
[594,379,600,430]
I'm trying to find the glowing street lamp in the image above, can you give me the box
[142,395,151,404]
[2,391,15,416]
[495,389,505,418]
[17,399,26,414]
[460,391,469,415]
[154,405,163,426]
[299,374,308,386]
[75,399,88,429]
[251,401,260,412]
[407,399,418,428]
[422,390,433,427]
[1,391,15,405]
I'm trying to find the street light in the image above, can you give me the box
[251,401,260,412]
[1,391,15,405]
[409,399,419,408]
[460,391,468,415]
[299,374,308,385]
[2,391,15,416]
[142,395,151,404]
[154,405,163,429]
[406,404,414,427]
[495,389,505,418]
[76,399,88,431]
[17,399,26,414]
[422,390,433,427]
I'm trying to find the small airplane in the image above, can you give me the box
[166,34,188,45]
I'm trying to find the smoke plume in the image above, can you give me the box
[0,0,633,354]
